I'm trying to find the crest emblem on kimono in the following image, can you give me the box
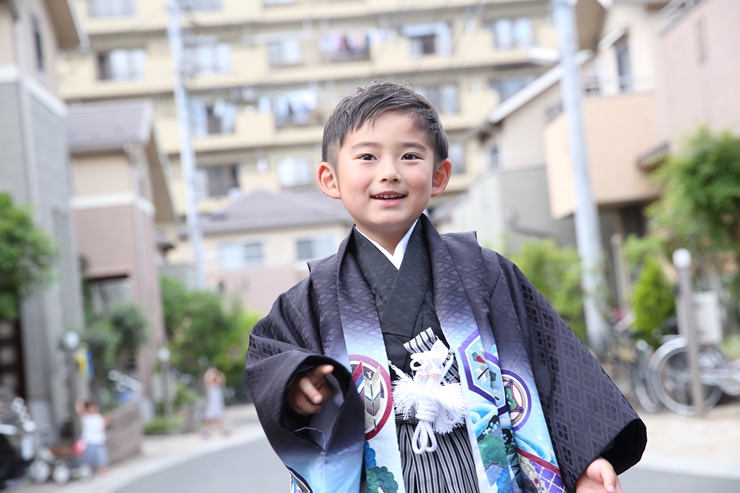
[502,370,531,430]
[459,332,503,406]
[350,354,393,439]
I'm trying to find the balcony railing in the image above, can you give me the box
[662,0,706,25]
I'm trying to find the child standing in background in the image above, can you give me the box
[75,399,109,474]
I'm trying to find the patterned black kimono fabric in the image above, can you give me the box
[245,214,647,493]
[350,226,480,493]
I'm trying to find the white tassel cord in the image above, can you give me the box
[392,340,467,454]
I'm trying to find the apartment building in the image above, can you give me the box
[0,0,86,429]
[57,0,559,253]
[53,0,567,310]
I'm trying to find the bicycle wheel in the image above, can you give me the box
[631,342,662,414]
[649,338,723,415]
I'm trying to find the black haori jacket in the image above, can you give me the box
[245,215,646,492]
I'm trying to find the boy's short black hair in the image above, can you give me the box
[321,81,449,167]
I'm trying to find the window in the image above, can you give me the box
[89,0,136,17]
[318,31,370,62]
[415,84,458,114]
[88,277,132,317]
[615,37,632,93]
[489,77,534,101]
[296,236,334,261]
[448,143,465,175]
[189,98,236,136]
[492,17,535,50]
[268,38,303,66]
[403,23,452,57]
[273,89,317,127]
[184,37,230,76]
[182,0,222,11]
[277,158,314,188]
[219,242,263,270]
[98,49,146,81]
[32,18,43,75]
[488,144,499,170]
[197,165,239,198]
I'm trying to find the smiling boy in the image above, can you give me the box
[245,82,645,493]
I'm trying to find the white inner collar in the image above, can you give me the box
[357,220,418,270]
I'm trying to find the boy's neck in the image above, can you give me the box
[355,221,418,256]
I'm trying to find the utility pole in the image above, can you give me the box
[552,0,610,354]
[167,0,205,289]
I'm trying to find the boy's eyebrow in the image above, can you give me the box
[350,141,429,152]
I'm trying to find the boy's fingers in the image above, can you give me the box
[293,393,321,415]
[600,463,618,493]
[299,375,325,404]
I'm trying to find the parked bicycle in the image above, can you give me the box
[649,335,740,415]
[600,314,663,414]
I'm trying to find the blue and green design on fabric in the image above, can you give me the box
[364,442,399,493]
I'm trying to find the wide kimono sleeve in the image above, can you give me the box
[245,277,365,488]
[491,252,647,491]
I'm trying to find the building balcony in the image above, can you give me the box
[543,91,662,218]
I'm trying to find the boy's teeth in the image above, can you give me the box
[375,194,403,199]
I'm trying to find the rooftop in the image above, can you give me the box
[200,188,353,236]
[67,99,154,152]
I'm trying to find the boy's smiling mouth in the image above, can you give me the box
[371,193,406,200]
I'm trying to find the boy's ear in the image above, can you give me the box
[431,159,452,197]
[317,162,341,199]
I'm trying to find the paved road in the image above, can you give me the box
[114,436,740,493]
[114,438,288,493]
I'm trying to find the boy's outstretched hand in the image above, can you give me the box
[575,457,623,493]
[286,365,335,415]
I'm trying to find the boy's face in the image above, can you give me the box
[318,111,451,250]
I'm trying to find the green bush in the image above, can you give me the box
[143,416,183,435]
[510,239,586,342]
[631,258,675,347]
[0,193,56,321]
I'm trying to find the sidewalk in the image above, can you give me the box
[13,399,740,492]
[637,397,740,480]
[14,405,266,493]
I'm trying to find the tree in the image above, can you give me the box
[630,258,675,347]
[646,127,740,330]
[509,239,586,342]
[160,275,259,394]
[0,193,56,321]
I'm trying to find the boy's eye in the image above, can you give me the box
[358,154,375,161]
[402,153,420,160]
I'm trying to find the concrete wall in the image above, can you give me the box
[658,0,740,147]
[440,166,575,254]
[0,86,84,429]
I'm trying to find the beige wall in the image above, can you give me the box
[498,83,563,169]
[72,151,135,195]
[544,93,661,218]
[2,0,63,94]
[658,0,740,148]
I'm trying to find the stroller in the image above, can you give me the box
[0,392,36,490]
[27,426,93,485]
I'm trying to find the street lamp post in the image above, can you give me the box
[62,331,80,438]
[158,347,172,418]
[673,249,705,417]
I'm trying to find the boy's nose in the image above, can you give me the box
[378,159,401,182]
